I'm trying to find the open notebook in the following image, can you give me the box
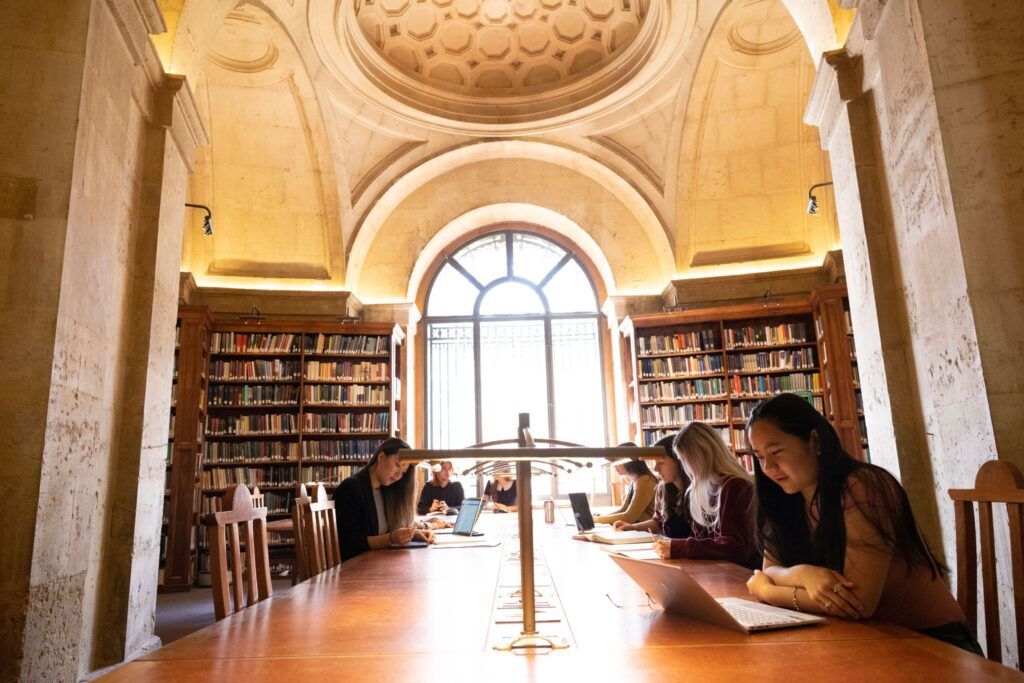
[585,530,656,545]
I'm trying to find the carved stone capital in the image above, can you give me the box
[804,49,863,147]
[155,75,209,170]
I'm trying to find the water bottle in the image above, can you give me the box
[543,499,555,524]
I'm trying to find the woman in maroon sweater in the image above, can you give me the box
[652,422,761,569]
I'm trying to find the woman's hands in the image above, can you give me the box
[429,499,448,513]
[746,569,775,599]
[389,528,414,545]
[795,565,862,618]
[612,520,633,531]
[413,530,435,544]
[653,538,672,559]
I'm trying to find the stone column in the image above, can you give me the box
[92,74,207,670]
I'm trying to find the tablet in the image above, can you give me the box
[388,541,429,549]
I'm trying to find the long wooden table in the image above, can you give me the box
[106,512,1021,681]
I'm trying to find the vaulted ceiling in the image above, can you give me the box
[161,0,847,300]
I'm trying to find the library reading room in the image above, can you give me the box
[3,0,1023,681]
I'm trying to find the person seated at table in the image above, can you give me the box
[743,394,982,655]
[613,434,693,540]
[483,475,517,512]
[648,422,760,568]
[595,444,657,525]
[333,437,436,561]
[417,460,465,515]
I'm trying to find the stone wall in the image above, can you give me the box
[0,1,203,680]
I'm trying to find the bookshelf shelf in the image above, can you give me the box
[725,341,818,352]
[727,367,820,377]
[636,348,723,359]
[165,314,405,589]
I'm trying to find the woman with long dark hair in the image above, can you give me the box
[613,434,693,540]
[333,437,435,561]
[744,394,981,654]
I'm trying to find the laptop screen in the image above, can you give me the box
[453,498,482,535]
[568,492,594,532]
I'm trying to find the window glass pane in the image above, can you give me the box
[478,281,546,316]
[452,233,508,287]
[551,318,607,496]
[427,323,476,450]
[511,233,566,285]
[426,263,479,317]
[543,259,598,313]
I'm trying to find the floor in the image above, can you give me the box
[155,578,293,645]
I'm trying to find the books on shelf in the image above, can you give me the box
[209,359,301,381]
[207,413,297,436]
[637,330,720,356]
[202,465,298,490]
[302,465,360,485]
[641,403,728,427]
[302,440,377,461]
[639,378,727,401]
[206,441,299,464]
[305,334,389,355]
[305,360,389,382]
[302,411,390,434]
[211,332,300,354]
[727,348,816,372]
[639,355,723,378]
[208,384,298,406]
[724,321,810,348]
[303,384,389,406]
[728,373,821,397]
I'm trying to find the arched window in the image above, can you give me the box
[424,231,608,497]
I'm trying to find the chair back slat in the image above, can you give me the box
[292,484,312,582]
[203,484,274,620]
[295,483,341,580]
[948,460,1024,670]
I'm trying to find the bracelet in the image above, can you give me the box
[791,586,801,612]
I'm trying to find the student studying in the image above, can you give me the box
[483,475,518,512]
[333,437,437,561]
[417,460,465,514]
[743,394,983,655]
[594,443,658,525]
[613,434,694,541]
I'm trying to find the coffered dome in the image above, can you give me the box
[354,0,648,97]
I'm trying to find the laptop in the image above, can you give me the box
[568,492,611,533]
[609,554,825,633]
[433,498,485,544]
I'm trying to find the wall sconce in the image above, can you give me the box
[185,203,214,235]
[806,182,834,215]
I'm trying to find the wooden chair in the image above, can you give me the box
[289,484,312,583]
[203,484,273,620]
[949,460,1024,669]
[294,483,341,579]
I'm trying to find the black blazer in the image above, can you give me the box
[332,468,380,561]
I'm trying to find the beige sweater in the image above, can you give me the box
[594,474,658,524]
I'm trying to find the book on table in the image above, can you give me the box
[587,530,656,545]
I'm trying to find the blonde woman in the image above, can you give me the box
[652,422,761,569]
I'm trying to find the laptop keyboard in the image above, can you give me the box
[721,602,802,628]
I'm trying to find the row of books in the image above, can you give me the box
[639,378,728,402]
[202,466,298,489]
[305,361,390,382]
[304,384,389,406]
[306,335,389,355]
[641,425,730,446]
[641,404,728,428]
[209,384,298,406]
[302,465,360,484]
[729,373,821,396]
[211,332,300,354]
[207,441,299,462]
[303,412,390,433]
[728,348,816,372]
[729,396,824,420]
[639,355,723,378]
[637,330,719,355]
[199,491,292,515]
[208,414,297,436]
[724,322,810,348]
[302,440,381,460]
[209,360,301,382]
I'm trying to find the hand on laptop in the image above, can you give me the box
[653,538,672,558]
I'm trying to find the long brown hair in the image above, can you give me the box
[367,438,416,529]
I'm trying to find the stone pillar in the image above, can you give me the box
[92,74,207,670]
[812,0,1023,664]
[0,0,208,679]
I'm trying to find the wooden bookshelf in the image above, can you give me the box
[160,306,213,593]
[812,284,869,460]
[621,300,824,473]
[194,319,405,580]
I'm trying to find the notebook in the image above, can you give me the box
[609,555,825,633]
[587,530,656,545]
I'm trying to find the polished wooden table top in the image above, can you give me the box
[107,512,1021,681]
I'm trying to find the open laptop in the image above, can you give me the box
[568,492,611,533]
[609,554,825,633]
[433,498,485,544]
